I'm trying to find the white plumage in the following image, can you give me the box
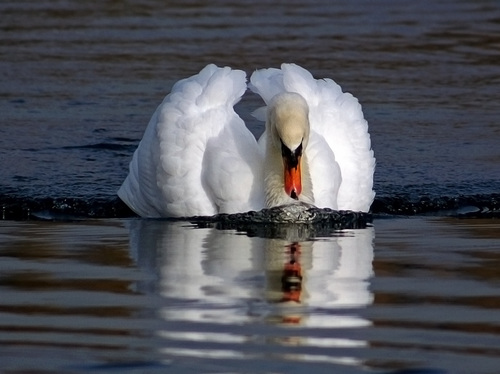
[118,63,375,217]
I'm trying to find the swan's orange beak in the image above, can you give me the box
[283,154,302,200]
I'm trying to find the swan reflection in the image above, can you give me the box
[128,220,374,368]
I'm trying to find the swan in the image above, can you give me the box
[118,63,375,218]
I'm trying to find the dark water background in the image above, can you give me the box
[1,0,499,217]
[1,1,500,374]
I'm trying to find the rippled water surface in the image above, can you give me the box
[0,218,499,373]
[1,0,499,373]
[1,0,499,202]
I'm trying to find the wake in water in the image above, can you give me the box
[189,203,372,236]
[0,192,498,222]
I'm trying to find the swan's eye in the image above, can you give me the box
[280,140,289,157]
[294,142,303,158]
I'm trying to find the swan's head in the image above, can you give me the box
[267,92,310,201]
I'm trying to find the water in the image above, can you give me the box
[0,218,499,373]
[0,0,499,372]
[1,0,499,207]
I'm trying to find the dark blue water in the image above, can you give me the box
[1,217,499,374]
[1,0,499,219]
[1,2,500,373]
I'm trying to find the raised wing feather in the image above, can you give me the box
[250,63,375,212]
[118,64,263,217]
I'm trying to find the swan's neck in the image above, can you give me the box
[264,139,314,208]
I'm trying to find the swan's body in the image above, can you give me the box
[118,64,375,217]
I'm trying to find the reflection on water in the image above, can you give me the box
[129,220,374,368]
[1,218,499,373]
[1,0,499,372]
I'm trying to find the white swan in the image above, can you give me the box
[118,63,375,217]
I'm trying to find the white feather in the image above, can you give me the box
[250,63,375,212]
[118,64,263,217]
[119,63,375,217]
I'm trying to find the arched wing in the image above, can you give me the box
[118,64,263,217]
[250,63,375,212]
